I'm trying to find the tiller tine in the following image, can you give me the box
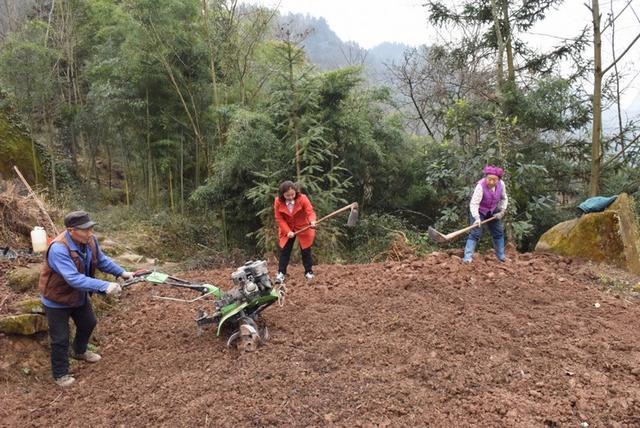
[237,324,261,353]
[227,331,241,348]
[227,319,268,353]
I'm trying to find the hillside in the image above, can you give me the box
[2,250,640,426]
[280,13,410,81]
[0,94,41,184]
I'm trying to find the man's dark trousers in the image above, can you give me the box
[44,299,97,379]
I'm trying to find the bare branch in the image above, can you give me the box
[603,133,640,169]
[44,0,55,47]
[631,5,640,23]
[584,2,593,13]
[602,32,640,75]
[601,0,634,33]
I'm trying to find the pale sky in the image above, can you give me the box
[240,0,640,108]
[244,0,434,49]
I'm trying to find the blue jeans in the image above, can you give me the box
[463,211,505,262]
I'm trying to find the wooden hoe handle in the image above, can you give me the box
[294,204,356,236]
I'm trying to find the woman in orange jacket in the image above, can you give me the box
[273,181,317,283]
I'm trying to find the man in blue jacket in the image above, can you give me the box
[38,211,134,387]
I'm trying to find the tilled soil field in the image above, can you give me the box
[2,250,640,427]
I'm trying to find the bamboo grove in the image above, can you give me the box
[0,0,639,258]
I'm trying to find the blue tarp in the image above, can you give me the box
[577,195,618,214]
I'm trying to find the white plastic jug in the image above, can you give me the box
[31,226,48,253]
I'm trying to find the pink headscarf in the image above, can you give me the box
[483,165,504,178]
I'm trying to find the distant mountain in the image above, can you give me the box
[368,42,409,64]
[366,42,411,82]
[279,12,640,131]
[279,13,411,83]
[279,14,356,70]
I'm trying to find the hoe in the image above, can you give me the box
[428,216,497,244]
[294,202,359,235]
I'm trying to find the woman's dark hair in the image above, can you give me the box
[278,181,299,201]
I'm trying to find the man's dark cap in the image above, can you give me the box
[64,211,96,229]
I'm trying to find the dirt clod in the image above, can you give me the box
[1,251,640,426]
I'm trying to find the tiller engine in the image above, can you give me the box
[123,260,283,352]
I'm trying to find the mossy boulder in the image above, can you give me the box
[12,298,44,314]
[0,103,41,183]
[536,193,640,274]
[113,252,156,270]
[5,263,42,292]
[114,252,145,265]
[98,239,123,257]
[0,314,48,335]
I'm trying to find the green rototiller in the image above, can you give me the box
[123,260,284,352]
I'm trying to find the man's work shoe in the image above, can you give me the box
[73,350,102,363]
[275,272,285,284]
[54,374,76,387]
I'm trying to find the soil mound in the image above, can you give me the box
[2,250,640,426]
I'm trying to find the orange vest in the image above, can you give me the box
[38,232,97,306]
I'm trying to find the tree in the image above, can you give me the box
[587,0,640,196]
[388,44,496,140]
[268,26,313,181]
[425,1,579,89]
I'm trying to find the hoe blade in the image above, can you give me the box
[427,226,449,244]
[346,203,359,227]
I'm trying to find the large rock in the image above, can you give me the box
[536,193,640,274]
[98,238,122,256]
[5,263,42,292]
[12,298,44,314]
[114,252,157,270]
[115,252,146,264]
[0,314,48,335]
[0,97,41,182]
